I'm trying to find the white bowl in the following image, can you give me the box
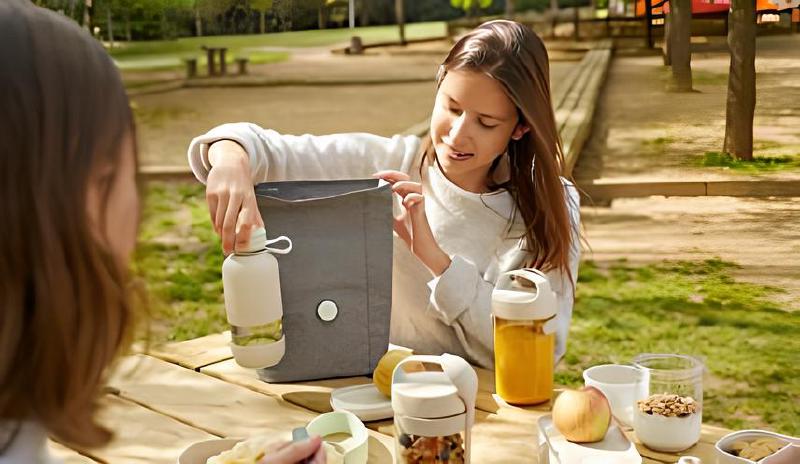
[714,429,799,464]
[583,364,647,427]
[633,408,701,452]
[177,438,243,464]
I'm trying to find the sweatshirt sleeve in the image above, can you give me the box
[187,122,421,185]
[425,179,582,368]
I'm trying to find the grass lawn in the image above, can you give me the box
[135,181,799,436]
[111,21,445,69]
[695,151,800,173]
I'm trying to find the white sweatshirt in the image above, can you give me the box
[0,422,60,464]
[188,124,581,368]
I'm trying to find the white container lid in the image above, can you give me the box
[492,269,557,321]
[391,354,477,440]
[330,384,393,422]
[230,335,285,369]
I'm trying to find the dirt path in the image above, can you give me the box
[575,35,800,183]
[131,53,577,167]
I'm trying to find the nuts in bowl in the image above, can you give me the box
[633,393,702,452]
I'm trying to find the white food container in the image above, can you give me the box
[715,429,800,464]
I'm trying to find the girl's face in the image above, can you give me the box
[429,69,529,192]
[86,133,139,269]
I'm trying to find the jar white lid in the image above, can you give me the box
[491,269,557,321]
[392,373,466,419]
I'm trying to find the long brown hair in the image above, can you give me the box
[0,0,138,450]
[421,20,577,280]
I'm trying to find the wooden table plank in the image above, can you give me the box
[143,332,233,370]
[110,354,395,463]
[48,441,100,464]
[201,358,371,414]
[68,395,218,464]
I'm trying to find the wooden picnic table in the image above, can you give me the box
[52,332,734,463]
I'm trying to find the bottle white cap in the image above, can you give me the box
[239,227,268,254]
[230,335,285,369]
[492,269,557,321]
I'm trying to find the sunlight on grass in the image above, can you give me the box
[697,151,800,173]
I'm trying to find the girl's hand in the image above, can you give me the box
[373,170,451,276]
[258,436,326,464]
[206,140,264,255]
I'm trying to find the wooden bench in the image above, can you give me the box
[552,39,613,177]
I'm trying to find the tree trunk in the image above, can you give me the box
[195,6,203,36]
[359,0,370,26]
[506,0,515,19]
[573,6,580,41]
[124,8,132,41]
[83,0,92,31]
[106,6,114,49]
[318,6,328,29]
[395,0,405,45]
[550,0,559,39]
[260,10,266,33]
[723,0,756,161]
[669,0,693,91]
[663,10,672,65]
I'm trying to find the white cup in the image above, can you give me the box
[583,364,647,427]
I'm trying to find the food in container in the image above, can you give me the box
[632,354,704,452]
[715,429,800,464]
[633,393,702,453]
[391,354,477,464]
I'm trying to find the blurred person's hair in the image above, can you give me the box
[0,0,139,450]
[419,20,578,283]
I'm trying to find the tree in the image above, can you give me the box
[722,0,756,160]
[451,0,493,17]
[506,0,515,18]
[395,0,405,44]
[250,0,274,33]
[667,0,692,91]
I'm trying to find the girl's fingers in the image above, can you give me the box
[221,193,242,255]
[207,194,219,233]
[372,170,410,184]
[213,191,229,234]
[262,436,323,464]
[402,193,425,210]
[392,181,422,198]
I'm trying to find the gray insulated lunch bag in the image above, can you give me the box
[254,179,393,382]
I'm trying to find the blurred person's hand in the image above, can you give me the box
[206,140,264,255]
[257,436,326,464]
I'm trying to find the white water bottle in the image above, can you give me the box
[222,227,292,369]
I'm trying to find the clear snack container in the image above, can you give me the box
[632,353,704,452]
[391,354,477,464]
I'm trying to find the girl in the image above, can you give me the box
[0,2,323,463]
[189,20,581,369]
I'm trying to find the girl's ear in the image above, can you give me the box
[511,124,531,141]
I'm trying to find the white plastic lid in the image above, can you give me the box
[492,269,557,321]
[230,335,285,369]
[391,354,476,420]
[330,384,393,422]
